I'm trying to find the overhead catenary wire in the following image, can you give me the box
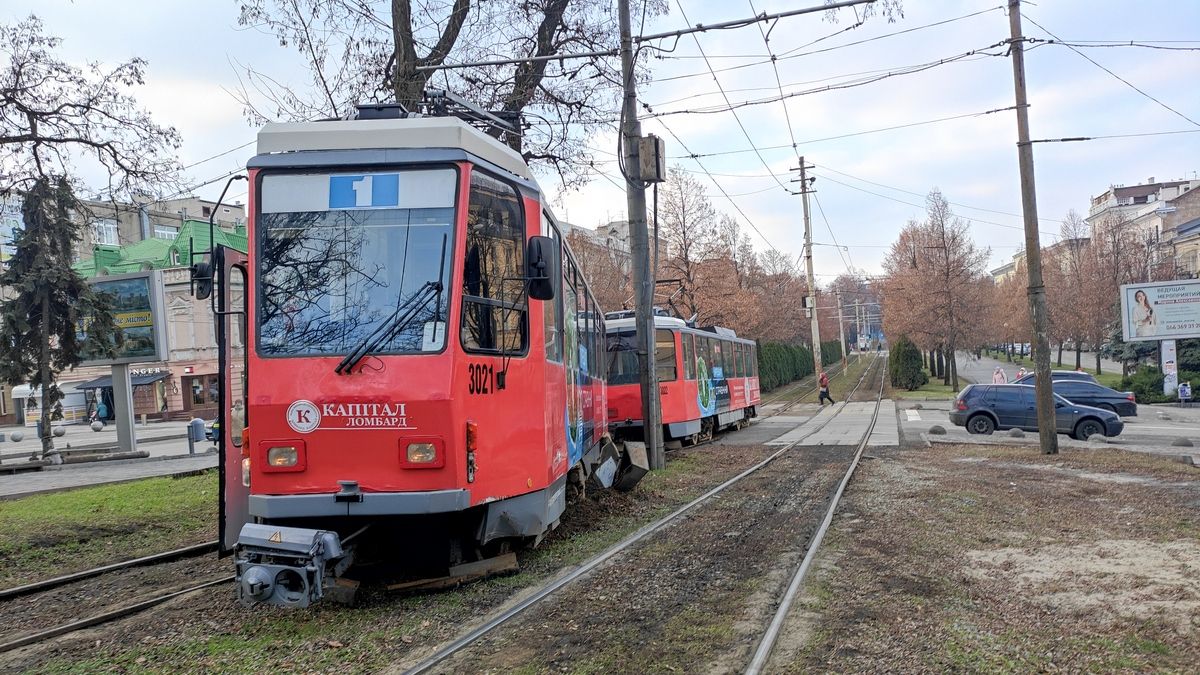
[1021,13,1200,128]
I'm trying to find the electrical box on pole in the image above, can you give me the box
[637,134,668,183]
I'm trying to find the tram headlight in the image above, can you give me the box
[400,438,444,468]
[259,440,307,473]
[267,446,299,467]
[406,443,437,463]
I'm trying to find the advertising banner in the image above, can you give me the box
[1162,339,1178,395]
[1119,280,1200,342]
[79,270,168,365]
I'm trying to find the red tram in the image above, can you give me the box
[201,96,644,607]
[606,313,761,444]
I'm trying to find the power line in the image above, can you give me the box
[673,0,795,196]
[180,140,256,172]
[812,192,855,273]
[817,172,1061,239]
[653,118,784,256]
[669,106,1017,160]
[1022,13,1200,128]
[641,42,1010,119]
[812,160,1064,225]
[1029,128,1200,143]
[650,5,1005,84]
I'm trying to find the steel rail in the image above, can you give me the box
[0,576,233,654]
[403,353,882,675]
[745,355,888,674]
[0,541,219,602]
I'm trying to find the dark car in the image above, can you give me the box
[1012,370,1097,385]
[1012,374,1137,416]
[949,384,1124,440]
[205,419,220,442]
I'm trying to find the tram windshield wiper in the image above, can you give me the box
[334,235,447,375]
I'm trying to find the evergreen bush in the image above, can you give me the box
[888,336,927,390]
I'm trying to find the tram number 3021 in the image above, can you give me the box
[468,363,497,395]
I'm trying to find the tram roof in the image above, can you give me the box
[255,116,534,182]
[605,316,748,342]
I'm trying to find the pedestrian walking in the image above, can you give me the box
[818,371,835,406]
[992,366,1008,384]
[1015,367,1027,380]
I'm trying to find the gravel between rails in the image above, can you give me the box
[405,445,859,675]
[0,554,231,652]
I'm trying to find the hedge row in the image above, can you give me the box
[753,340,853,392]
[756,342,816,392]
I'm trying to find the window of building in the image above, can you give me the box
[656,329,677,382]
[202,206,212,217]
[183,374,220,410]
[461,170,526,354]
[92,219,118,245]
[155,223,179,239]
[170,250,181,266]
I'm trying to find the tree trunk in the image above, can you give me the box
[1095,352,1102,374]
[1056,342,1063,367]
[938,347,948,384]
[1075,345,1082,369]
[949,345,959,390]
[39,290,53,456]
[1007,343,1014,362]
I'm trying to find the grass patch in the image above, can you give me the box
[887,368,961,400]
[0,472,216,587]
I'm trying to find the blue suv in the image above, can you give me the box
[949,384,1124,440]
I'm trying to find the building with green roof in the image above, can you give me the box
[74,219,247,278]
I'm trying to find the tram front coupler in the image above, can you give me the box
[235,523,353,608]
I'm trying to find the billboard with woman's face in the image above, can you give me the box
[1119,280,1200,342]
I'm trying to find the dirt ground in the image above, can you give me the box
[411,444,855,675]
[0,442,786,673]
[779,443,1200,673]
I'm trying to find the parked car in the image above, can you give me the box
[1012,370,1097,385]
[205,419,220,442]
[1011,374,1137,416]
[949,384,1124,440]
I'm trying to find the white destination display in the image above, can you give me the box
[260,168,456,214]
[1119,279,1200,342]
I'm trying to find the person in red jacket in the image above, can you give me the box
[818,371,835,405]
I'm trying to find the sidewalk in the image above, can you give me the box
[0,419,194,457]
[0,452,218,499]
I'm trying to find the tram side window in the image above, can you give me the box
[734,344,744,377]
[751,346,759,377]
[656,329,677,382]
[683,333,695,380]
[700,337,713,378]
[462,170,526,354]
[541,215,562,362]
[712,339,725,379]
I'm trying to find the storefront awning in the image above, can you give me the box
[12,381,91,398]
[75,372,170,389]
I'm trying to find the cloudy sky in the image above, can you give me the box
[7,0,1199,279]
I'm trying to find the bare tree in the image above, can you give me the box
[0,16,181,198]
[235,0,664,186]
[0,16,178,456]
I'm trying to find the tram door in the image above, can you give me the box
[217,247,250,555]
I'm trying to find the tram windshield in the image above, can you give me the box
[256,168,457,357]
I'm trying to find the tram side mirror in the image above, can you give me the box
[191,261,213,300]
[526,235,558,301]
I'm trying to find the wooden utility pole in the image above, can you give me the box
[618,0,663,468]
[836,291,848,375]
[1007,0,1058,454]
[798,158,822,377]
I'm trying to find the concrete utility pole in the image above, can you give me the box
[836,291,848,375]
[618,0,663,469]
[798,158,822,377]
[1007,0,1058,454]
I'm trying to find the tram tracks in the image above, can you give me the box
[403,353,888,675]
[0,542,228,655]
